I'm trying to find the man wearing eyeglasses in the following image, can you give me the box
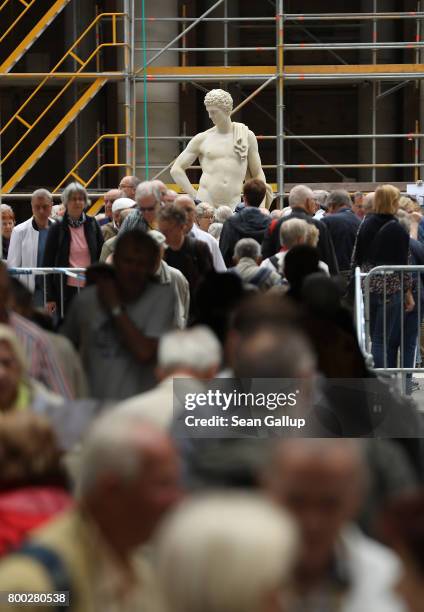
[119,181,163,235]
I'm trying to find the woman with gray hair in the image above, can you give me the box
[43,182,103,315]
[195,202,215,232]
[155,493,298,612]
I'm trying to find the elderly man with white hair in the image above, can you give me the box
[119,180,163,234]
[7,188,54,305]
[261,184,339,274]
[155,493,298,612]
[229,238,281,291]
[0,411,181,611]
[116,326,221,429]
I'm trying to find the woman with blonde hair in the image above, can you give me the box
[352,184,413,368]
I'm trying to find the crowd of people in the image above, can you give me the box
[0,176,424,611]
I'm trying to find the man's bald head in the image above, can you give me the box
[104,189,122,218]
[288,185,315,215]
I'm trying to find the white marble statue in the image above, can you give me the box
[171,89,272,210]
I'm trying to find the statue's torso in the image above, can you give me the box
[197,129,248,208]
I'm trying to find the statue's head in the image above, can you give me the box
[204,89,233,116]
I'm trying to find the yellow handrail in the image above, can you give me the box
[53,134,129,192]
[1,13,125,138]
[1,14,126,165]
[0,0,36,44]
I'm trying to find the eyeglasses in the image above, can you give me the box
[140,206,156,212]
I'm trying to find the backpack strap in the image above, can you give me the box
[268,255,280,272]
[268,219,280,235]
[16,543,72,611]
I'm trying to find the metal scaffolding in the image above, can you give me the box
[1,2,424,200]
[132,2,424,199]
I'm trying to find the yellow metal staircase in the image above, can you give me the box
[2,78,107,193]
[53,133,129,216]
[1,11,126,193]
[0,0,71,73]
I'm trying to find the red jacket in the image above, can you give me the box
[0,487,73,557]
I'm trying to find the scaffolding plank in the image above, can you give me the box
[145,64,424,76]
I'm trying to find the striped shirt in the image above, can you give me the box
[10,313,73,399]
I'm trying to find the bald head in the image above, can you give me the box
[119,175,140,199]
[288,185,315,215]
[104,189,122,218]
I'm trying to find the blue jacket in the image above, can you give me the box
[323,207,361,271]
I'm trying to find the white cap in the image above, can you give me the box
[112,197,136,213]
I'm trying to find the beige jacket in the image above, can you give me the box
[0,510,165,612]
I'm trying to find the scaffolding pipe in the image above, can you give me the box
[276,0,284,199]
[136,133,424,140]
[135,14,424,22]
[224,0,228,67]
[124,0,132,172]
[283,163,424,168]
[284,12,424,21]
[134,17,276,22]
[136,46,277,51]
[138,163,424,170]
[283,42,424,49]
[135,0,225,73]
[131,0,136,173]
[138,73,424,82]
[139,42,424,52]
[372,0,377,182]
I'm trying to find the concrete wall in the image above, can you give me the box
[117,0,179,182]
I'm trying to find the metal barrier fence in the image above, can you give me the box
[8,267,86,319]
[355,265,424,393]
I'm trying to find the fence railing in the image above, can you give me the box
[8,267,86,319]
[355,264,424,394]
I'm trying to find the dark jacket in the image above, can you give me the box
[219,207,271,267]
[322,207,361,272]
[43,214,103,302]
[164,236,213,315]
[352,213,409,268]
[261,207,339,275]
[409,238,424,306]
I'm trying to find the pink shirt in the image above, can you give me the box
[68,226,90,287]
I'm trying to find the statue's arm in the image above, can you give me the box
[171,134,204,199]
[247,130,266,182]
